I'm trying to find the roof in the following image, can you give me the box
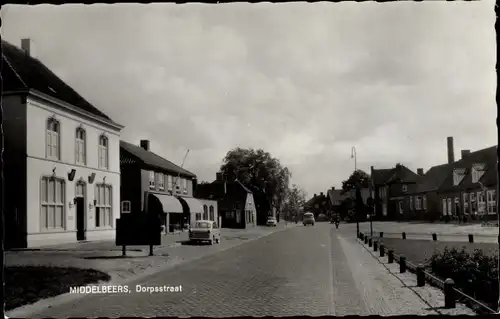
[120,140,196,177]
[372,168,396,185]
[327,189,348,205]
[194,180,251,201]
[413,163,452,193]
[372,164,420,185]
[438,146,497,192]
[2,39,114,123]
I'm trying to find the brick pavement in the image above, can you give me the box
[8,223,474,318]
[356,221,499,237]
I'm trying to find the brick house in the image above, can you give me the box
[304,192,328,217]
[326,187,348,217]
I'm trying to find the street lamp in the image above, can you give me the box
[351,146,359,237]
[367,214,373,237]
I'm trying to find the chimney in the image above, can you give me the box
[313,193,317,197]
[461,149,471,159]
[417,168,424,176]
[140,140,150,151]
[320,192,324,197]
[21,38,35,57]
[332,187,335,191]
[447,136,455,164]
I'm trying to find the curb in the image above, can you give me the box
[6,224,296,318]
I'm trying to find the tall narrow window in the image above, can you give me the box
[203,205,208,220]
[75,128,86,165]
[158,173,165,191]
[447,198,452,215]
[487,190,497,214]
[167,175,173,191]
[442,199,447,215]
[209,205,215,221]
[478,192,486,213]
[183,178,188,194]
[46,118,60,160]
[422,195,427,210]
[149,171,155,189]
[95,184,113,227]
[98,135,109,169]
[41,176,65,229]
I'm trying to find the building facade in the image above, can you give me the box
[3,39,123,248]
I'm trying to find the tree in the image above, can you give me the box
[220,147,291,223]
[341,170,372,221]
[282,184,307,221]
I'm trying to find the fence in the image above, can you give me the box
[357,232,497,315]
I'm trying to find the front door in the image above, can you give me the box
[76,197,86,241]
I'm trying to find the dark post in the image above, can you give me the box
[368,238,373,247]
[356,220,360,240]
[432,233,437,241]
[402,232,406,240]
[149,244,154,256]
[416,264,425,287]
[468,234,474,243]
[379,231,384,238]
[364,236,368,244]
[380,244,385,257]
[370,215,373,237]
[373,241,378,252]
[122,245,126,256]
[444,278,456,308]
[360,233,364,240]
[388,249,394,263]
[399,256,406,273]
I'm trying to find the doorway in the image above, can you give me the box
[76,181,86,241]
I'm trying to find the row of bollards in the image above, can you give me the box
[400,232,475,243]
[359,231,457,309]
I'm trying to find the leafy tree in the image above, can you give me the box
[341,170,372,221]
[220,147,291,222]
[282,184,307,221]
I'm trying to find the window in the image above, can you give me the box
[472,164,486,183]
[442,199,447,215]
[478,192,486,213]
[46,118,60,160]
[415,196,421,210]
[409,196,413,210]
[453,169,466,186]
[398,201,403,214]
[158,174,165,191]
[203,205,208,220]
[454,197,460,215]
[195,213,202,221]
[167,175,173,191]
[95,184,112,227]
[175,177,181,193]
[402,185,407,192]
[422,195,427,210]
[463,193,469,213]
[183,178,188,194]
[121,201,131,213]
[41,177,65,229]
[149,171,155,189]
[447,198,452,215]
[75,128,86,165]
[487,190,497,214]
[98,135,109,169]
[209,205,215,221]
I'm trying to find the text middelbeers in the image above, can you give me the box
[70,284,183,294]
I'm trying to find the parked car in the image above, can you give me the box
[303,212,315,226]
[317,213,328,222]
[266,216,277,227]
[189,220,221,245]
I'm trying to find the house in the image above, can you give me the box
[194,173,257,229]
[326,187,348,213]
[2,39,124,248]
[371,164,420,220]
[436,144,497,221]
[120,140,206,232]
[303,192,328,217]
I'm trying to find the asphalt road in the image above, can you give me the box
[25,223,437,317]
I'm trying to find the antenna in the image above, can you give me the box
[172,149,190,195]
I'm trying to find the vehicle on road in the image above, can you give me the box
[317,213,328,222]
[266,216,278,227]
[189,220,221,245]
[303,212,315,226]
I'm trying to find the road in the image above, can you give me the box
[24,223,445,317]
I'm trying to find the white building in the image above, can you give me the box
[2,39,124,248]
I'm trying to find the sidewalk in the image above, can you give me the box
[358,221,500,237]
[342,235,475,315]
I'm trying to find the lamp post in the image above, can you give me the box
[351,146,359,236]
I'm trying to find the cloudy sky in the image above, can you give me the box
[1,2,496,197]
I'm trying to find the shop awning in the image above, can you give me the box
[176,196,204,213]
[150,193,183,213]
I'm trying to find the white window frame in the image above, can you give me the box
[183,178,188,194]
[409,196,413,210]
[447,198,452,215]
[422,195,427,210]
[98,135,109,169]
[75,128,86,165]
[40,176,65,230]
[442,199,447,215]
[463,193,469,212]
[471,166,485,184]
[95,183,113,227]
[487,190,497,214]
[158,173,165,191]
[209,205,215,221]
[478,191,486,213]
[46,118,61,160]
[415,196,421,210]
[121,200,131,214]
[402,185,407,192]
[167,175,173,191]
[149,171,155,189]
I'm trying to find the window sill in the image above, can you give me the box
[40,228,67,233]
[94,226,114,230]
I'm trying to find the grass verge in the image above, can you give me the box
[6,266,111,311]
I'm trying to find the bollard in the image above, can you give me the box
[364,236,368,244]
[122,245,126,256]
[360,233,364,240]
[402,232,406,240]
[416,264,425,287]
[399,256,406,273]
[368,238,373,247]
[149,245,154,256]
[373,241,378,252]
[444,278,456,308]
[468,234,474,243]
[380,231,384,238]
[388,249,394,263]
[379,244,385,257]
[432,233,437,241]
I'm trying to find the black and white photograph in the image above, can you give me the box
[1,0,497,317]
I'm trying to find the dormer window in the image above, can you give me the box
[46,118,60,160]
[402,185,407,192]
[471,164,486,183]
[453,168,466,186]
[98,135,109,169]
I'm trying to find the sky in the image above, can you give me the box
[1,2,496,198]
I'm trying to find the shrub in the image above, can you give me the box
[427,247,499,308]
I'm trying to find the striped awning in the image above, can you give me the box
[150,193,183,213]
[176,196,204,213]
